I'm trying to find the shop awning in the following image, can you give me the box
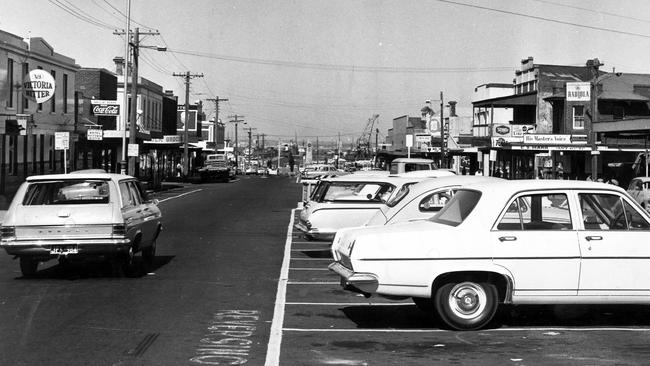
[473,92,537,108]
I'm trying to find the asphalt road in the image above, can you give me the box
[0,174,300,366]
[2,175,650,366]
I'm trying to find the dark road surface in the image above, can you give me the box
[0,175,300,366]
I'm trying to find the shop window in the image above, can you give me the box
[573,105,585,129]
[7,58,14,108]
[63,74,69,113]
[50,70,56,112]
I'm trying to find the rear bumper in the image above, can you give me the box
[293,222,335,241]
[328,261,379,295]
[1,237,131,258]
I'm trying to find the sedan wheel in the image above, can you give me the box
[19,257,39,277]
[435,281,497,330]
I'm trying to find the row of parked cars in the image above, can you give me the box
[297,161,650,330]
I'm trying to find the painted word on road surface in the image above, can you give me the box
[190,310,260,365]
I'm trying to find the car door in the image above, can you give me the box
[129,181,158,245]
[491,191,581,298]
[119,180,144,244]
[577,191,650,296]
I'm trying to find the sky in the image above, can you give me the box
[2,0,650,145]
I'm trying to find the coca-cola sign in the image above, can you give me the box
[90,100,120,116]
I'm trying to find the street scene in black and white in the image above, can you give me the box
[2,0,650,365]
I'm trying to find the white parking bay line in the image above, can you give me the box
[288,281,339,285]
[286,302,411,306]
[265,208,296,366]
[282,327,650,333]
[289,268,330,271]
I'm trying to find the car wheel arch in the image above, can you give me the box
[431,271,513,304]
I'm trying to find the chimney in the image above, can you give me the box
[448,101,457,117]
[113,57,124,76]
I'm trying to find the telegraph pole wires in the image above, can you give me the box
[173,71,204,176]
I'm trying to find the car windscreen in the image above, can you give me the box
[22,179,110,205]
[321,182,395,203]
[430,189,481,226]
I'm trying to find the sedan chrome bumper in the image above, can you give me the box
[294,222,335,241]
[328,261,379,295]
[1,237,131,258]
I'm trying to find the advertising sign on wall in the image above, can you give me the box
[90,100,120,116]
[24,69,55,104]
[566,82,591,102]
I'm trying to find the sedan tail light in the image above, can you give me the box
[112,224,126,236]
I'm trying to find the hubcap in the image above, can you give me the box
[448,282,487,320]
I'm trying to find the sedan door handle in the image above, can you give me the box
[498,236,517,242]
[586,236,602,241]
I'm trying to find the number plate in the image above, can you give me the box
[50,245,79,255]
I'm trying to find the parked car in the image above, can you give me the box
[0,172,162,277]
[626,176,650,209]
[296,172,453,241]
[300,164,345,181]
[389,158,437,174]
[364,175,501,226]
[329,179,650,330]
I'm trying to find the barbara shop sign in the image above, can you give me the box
[91,100,120,116]
[23,69,55,104]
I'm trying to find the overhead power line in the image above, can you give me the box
[434,0,650,39]
[48,0,116,30]
[528,0,650,24]
[166,48,513,74]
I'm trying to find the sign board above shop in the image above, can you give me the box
[24,69,55,104]
[90,100,120,116]
[524,134,588,145]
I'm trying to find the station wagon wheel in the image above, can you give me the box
[112,246,136,277]
[19,257,39,277]
[435,281,498,330]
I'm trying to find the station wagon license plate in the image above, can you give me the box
[50,245,78,255]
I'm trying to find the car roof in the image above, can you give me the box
[405,175,503,196]
[391,158,434,163]
[321,174,420,184]
[25,172,135,182]
[631,176,650,182]
[390,169,456,178]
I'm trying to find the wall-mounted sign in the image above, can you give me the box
[90,100,120,116]
[492,124,536,137]
[524,134,588,145]
[24,69,55,104]
[86,129,103,141]
[128,143,139,157]
[566,82,591,102]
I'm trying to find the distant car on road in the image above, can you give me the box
[330,179,650,330]
[0,172,162,277]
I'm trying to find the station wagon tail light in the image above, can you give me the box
[0,226,15,239]
[112,224,127,236]
[305,220,312,229]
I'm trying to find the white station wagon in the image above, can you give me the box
[330,179,650,330]
[0,172,162,277]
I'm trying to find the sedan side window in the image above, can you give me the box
[419,190,453,212]
[497,193,572,230]
[580,193,650,230]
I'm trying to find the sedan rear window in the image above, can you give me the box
[22,180,110,205]
[430,190,481,226]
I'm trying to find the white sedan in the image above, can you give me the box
[330,179,650,330]
[364,175,501,226]
[296,170,456,241]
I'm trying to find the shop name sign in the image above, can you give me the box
[566,82,591,102]
[91,100,120,116]
[524,134,588,145]
[24,69,55,104]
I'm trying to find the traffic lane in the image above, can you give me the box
[0,175,301,366]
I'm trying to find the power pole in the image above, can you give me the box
[173,71,204,176]
[113,27,163,176]
[440,91,446,168]
[243,126,257,171]
[206,96,228,148]
[227,114,245,172]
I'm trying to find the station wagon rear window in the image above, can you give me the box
[22,179,110,205]
[319,182,395,203]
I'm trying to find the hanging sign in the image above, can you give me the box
[24,69,56,104]
[87,129,103,141]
